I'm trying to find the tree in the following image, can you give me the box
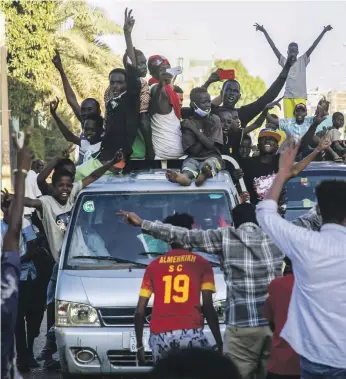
[207,59,267,107]
[2,1,58,124]
[1,0,122,161]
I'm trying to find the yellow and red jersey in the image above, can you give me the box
[139,249,216,334]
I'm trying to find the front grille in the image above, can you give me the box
[98,307,152,326]
[107,350,153,367]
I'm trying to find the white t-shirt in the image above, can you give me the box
[38,181,83,262]
[80,140,101,163]
[279,54,310,99]
[24,170,42,215]
[327,128,341,144]
[150,111,184,159]
[150,84,184,159]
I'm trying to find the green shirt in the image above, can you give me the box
[130,130,146,159]
[75,130,146,182]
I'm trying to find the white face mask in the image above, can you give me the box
[193,102,211,118]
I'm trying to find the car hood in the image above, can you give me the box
[56,268,226,308]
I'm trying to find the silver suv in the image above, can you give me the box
[55,167,240,376]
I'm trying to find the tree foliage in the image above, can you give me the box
[2,0,58,123]
[208,59,267,108]
[1,0,122,161]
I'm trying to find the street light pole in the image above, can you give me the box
[0,11,11,191]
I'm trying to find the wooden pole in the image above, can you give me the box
[0,12,12,191]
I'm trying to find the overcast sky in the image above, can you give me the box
[87,0,346,91]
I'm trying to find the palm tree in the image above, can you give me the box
[2,0,123,160]
[50,1,123,130]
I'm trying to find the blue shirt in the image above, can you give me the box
[1,219,37,281]
[1,251,21,379]
[279,116,325,142]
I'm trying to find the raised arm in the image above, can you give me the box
[81,149,124,188]
[123,8,137,68]
[50,98,80,146]
[143,221,223,254]
[256,141,318,262]
[116,212,224,255]
[202,71,222,106]
[266,113,279,127]
[212,95,222,106]
[244,98,282,134]
[238,57,295,127]
[37,147,73,195]
[52,50,81,121]
[37,156,60,195]
[202,71,220,90]
[254,24,282,60]
[243,108,269,134]
[305,25,332,58]
[288,134,330,179]
[150,71,173,115]
[299,105,326,149]
[3,133,34,252]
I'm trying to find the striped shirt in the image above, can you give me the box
[141,220,284,327]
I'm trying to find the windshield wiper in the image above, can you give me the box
[139,252,221,267]
[72,256,148,268]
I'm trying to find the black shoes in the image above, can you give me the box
[43,359,61,370]
[16,361,31,373]
[27,355,40,368]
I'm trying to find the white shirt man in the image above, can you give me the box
[24,160,43,217]
[256,163,346,378]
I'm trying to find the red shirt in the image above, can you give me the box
[139,249,216,334]
[264,274,300,376]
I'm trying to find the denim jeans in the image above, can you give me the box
[301,356,346,379]
[46,263,58,305]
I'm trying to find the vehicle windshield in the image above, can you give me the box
[285,170,346,210]
[64,191,232,269]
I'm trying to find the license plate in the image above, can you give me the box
[130,330,151,352]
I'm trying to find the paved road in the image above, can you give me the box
[22,314,61,379]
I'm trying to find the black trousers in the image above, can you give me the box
[15,278,39,361]
[267,373,300,379]
[31,256,54,334]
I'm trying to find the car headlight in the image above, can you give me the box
[56,301,100,327]
[213,300,226,323]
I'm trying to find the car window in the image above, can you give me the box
[285,170,346,209]
[64,191,233,269]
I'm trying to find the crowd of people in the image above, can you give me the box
[1,7,346,379]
